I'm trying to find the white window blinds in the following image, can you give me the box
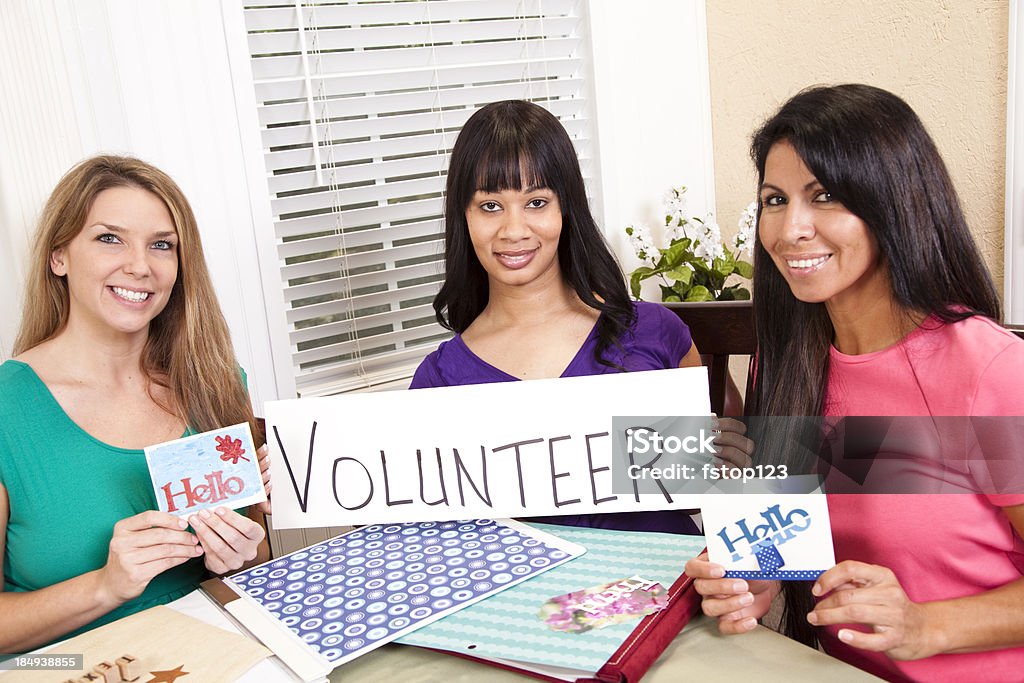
[242,0,597,396]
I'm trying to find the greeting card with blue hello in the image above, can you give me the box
[701,495,834,580]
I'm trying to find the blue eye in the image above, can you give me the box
[98,233,121,244]
[152,240,174,251]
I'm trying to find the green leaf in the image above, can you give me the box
[734,260,754,278]
[688,257,710,275]
[665,266,693,286]
[630,270,650,299]
[718,287,736,301]
[662,294,682,303]
[713,257,735,277]
[732,286,752,300]
[664,240,688,268]
[684,285,712,302]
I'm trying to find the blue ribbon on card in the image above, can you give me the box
[724,539,824,581]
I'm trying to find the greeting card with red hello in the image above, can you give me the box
[145,423,266,517]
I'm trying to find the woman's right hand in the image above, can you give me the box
[96,510,202,604]
[685,552,778,634]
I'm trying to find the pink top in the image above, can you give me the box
[822,315,1024,681]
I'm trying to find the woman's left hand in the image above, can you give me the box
[808,560,934,661]
[254,444,272,515]
[712,416,755,468]
[189,507,266,575]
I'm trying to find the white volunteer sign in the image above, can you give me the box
[266,368,710,528]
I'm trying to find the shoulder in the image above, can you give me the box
[0,360,38,404]
[923,316,1024,414]
[630,300,691,346]
[922,316,1022,374]
[631,300,688,333]
[410,337,464,388]
[612,301,693,369]
[0,362,46,473]
[937,314,1021,353]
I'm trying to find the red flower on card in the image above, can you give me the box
[215,435,249,465]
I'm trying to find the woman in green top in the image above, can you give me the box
[0,156,271,650]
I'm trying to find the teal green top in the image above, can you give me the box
[0,360,205,640]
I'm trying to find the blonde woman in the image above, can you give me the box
[0,156,270,650]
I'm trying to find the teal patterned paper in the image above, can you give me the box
[396,524,705,673]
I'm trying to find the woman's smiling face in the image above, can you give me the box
[50,185,179,339]
[758,141,889,313]
[465,185,563,290]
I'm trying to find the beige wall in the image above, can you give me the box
[706,0,1009,292]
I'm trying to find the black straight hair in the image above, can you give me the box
[747,83,1001,647]
[434,100,635,366]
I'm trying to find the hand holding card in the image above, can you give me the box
[684,552,778,635]
[189,506,265,575]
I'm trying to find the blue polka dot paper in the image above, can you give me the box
[227,519,584,667]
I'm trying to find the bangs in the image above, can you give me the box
[471,146,551,194]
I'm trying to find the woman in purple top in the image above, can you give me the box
[411,100,752,534]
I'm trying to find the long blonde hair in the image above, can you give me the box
[15,155,256,435]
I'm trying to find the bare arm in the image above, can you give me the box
[0,483,201,652]
[679,343,703,369]
[810,503,1024,660]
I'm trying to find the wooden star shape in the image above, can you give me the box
[147,664,189,683]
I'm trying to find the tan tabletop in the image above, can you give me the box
[329,614,881,682]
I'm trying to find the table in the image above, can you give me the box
[327,613,881,682]
[12,590,879,683]
[174,590,881,681]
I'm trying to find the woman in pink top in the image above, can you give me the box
[686,84,1024,681]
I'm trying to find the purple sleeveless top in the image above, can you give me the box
[410,301,699,535]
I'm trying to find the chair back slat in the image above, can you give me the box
[662,301,755,415]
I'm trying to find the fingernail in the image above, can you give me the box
[807,611,818,624]
[189,515,200,527]
[177,518,188,529]
[811,583,822,596]
[709,565,725,578]
[739,593,754,606]
[731,581,747,593]
[215,507,227,516]
[839,629,853,642]
[741,617,757,630]
[200,509,211,519]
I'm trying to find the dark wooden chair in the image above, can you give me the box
[662,301,755,415]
